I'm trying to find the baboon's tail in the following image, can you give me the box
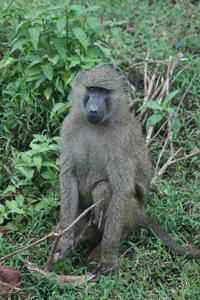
[143,216,200,259]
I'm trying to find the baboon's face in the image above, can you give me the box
[83,86,111,124]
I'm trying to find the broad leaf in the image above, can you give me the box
[69,55,81,68]
[0,57,15,69]
[9,208,25,214]
[141,101,162,110]
[33,156,43,172]
[15,194,24,206]
[17,167,34,180]
[41,63,53,80]
[5,200,18,210]
[146,112,165,130]
[55,77,64,95]
[48,55,59,65]
[44,87,52,100]
[54,38,67,60]
[164,90,179,103]
[56,16,66,33]
[50,102,68,120]
[0,204,5,213]
[86,16,99,30]
[70,4,85,16]
[28,27,42,50]
[172,118,181,138]
[72,27,88,50]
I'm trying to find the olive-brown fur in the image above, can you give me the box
[55,66,200,274]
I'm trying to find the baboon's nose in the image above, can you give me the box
[89,106,98,114]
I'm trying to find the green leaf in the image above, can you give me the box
[0,204,5,213]
[141,102,162,110]
[25,65,41,78]
[34,75,46,88]
[28,56,42,68]
[33,156,43,172]
[28,27,42,50]
[167,107,176,114]
[17,167,34,180]
[68,55,80,68]
[70,4,85,16]
[146,112,165,130]
[44,87,52,100]
[94,43,112,59]
[86,16,99,30]
[56,16,66,33]
[5,222,17,231]
[164,90,179,103]
[2,185,16,195]
[111,28,123,42]
[54,38,67,60]
[15,194,24,207]
[55,77,64,95]
[72,27,88,50]
[0,57,15,69]
[41,170,56,180]
[5,200,18,210]
[34,201,47,211]
[50,102,69,120]
[9,208,25,214]
[172,118,181,138]
[48,55,59,65]
[62,71,75,86]
[11,38,28,52]
[41,63,53,80]
[86,5,99,12]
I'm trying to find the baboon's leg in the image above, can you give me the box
[86,181,111,266]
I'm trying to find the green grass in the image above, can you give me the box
[0,0,200,299]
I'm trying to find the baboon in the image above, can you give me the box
[54,65,200,274]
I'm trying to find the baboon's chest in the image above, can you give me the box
[74,141,108,194]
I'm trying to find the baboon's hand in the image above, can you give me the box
[53,235,74,261]
[87,245,101,271]
[93,255,117,275]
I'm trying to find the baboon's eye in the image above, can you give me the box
[87,86,96,93]
[105,97,111,112]
[99,87,109,94]
[83,95,89,107]
[87,86,110,94]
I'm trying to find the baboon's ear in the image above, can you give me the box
[121,75,134,95]
[74,70,86,85]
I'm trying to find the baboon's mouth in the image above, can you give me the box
[86,114,104,124]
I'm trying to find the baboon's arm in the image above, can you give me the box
[57,161,79,256]
[59,169,79,230]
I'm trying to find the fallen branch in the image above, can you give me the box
[151,72,196,178]
[24,261,95,283]
[170,149,200,165]
[146,118,169,144]
[44,232,62,272]
[0,201,101,262]
[151,149,200,186]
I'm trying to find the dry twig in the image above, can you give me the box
[24,261,95,283]
[0,201,102,262]
[151,149,200,186]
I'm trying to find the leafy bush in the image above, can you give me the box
[0,134,60,227]
[0,1,113,227]
[0,1,112,149]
